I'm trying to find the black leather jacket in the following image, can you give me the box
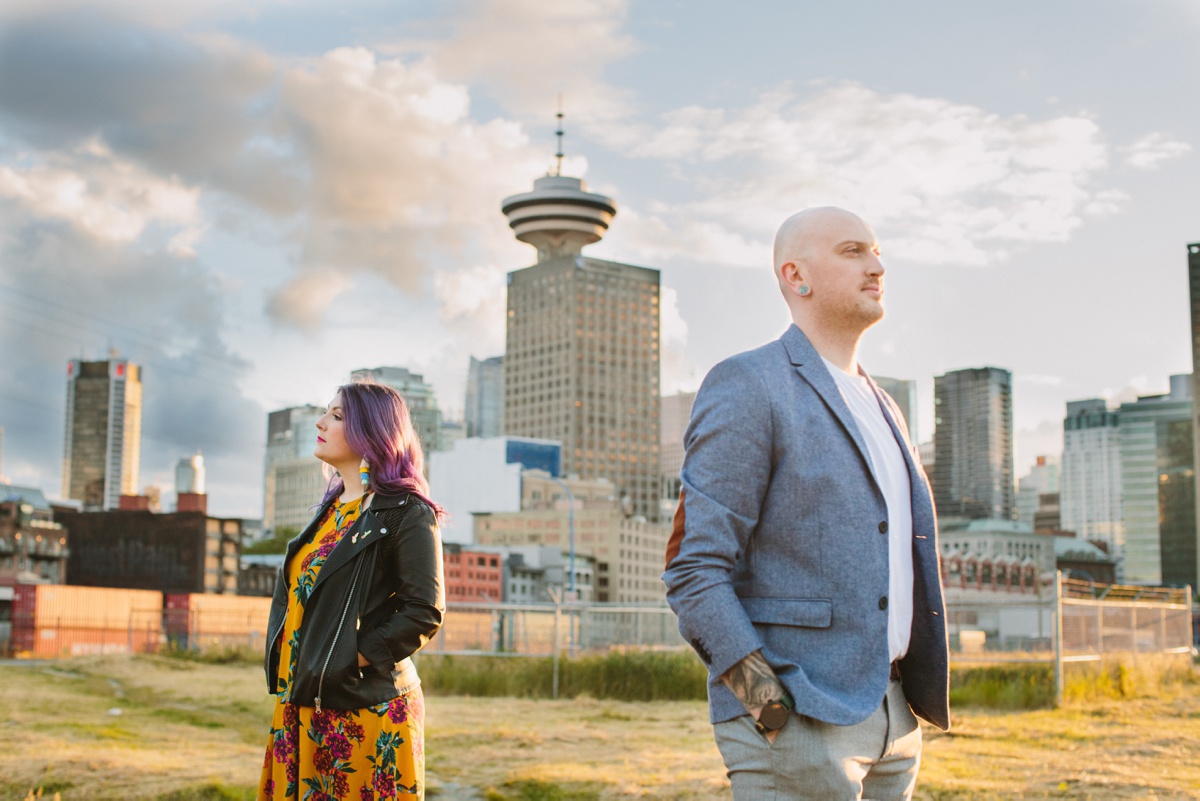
[263,491,445,712]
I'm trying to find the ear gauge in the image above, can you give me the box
[798,284,812,297]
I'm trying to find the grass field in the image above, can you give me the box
[3,654,1200,800]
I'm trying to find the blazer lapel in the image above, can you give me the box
[782,325,876,481]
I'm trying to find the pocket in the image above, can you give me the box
[741,597,832,628]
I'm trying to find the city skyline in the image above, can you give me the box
[1,2,1198,517]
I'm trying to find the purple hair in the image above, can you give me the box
[320,379,445,520]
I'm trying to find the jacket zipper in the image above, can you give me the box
[266,564,289,692]
[314,555,365,714]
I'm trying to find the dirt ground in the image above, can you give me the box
[3,655,1199,799]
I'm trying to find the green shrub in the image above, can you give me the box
[418,650,708,701]
[949,663,1055,710]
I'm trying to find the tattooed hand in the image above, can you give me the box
[720,649,788,741]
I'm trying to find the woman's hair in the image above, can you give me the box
[320,379,444,520]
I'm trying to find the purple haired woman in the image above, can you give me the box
[258,380,445,800]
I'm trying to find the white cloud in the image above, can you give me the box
[1018,374,1066,387]
[1123,133,1192,170]
[0,141,200,245]
[422,0,637,128]
[607,82,1123,268]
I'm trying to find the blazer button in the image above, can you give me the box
[878,521,888,534]
[879,596,888,610]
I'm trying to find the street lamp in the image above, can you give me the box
[547,476,576,599]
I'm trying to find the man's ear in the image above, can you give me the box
[779,261,807,295]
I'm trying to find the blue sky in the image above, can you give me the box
[1,0,1197,517]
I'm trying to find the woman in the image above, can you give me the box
[259,380,445,800]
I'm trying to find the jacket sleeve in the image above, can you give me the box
[662,355,773,680]
[356,501,446,668]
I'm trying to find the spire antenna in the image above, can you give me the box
[554,94,565,176]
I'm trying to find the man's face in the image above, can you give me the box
[799,211,885,329]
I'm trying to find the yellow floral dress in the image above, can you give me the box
[259,497,425,800]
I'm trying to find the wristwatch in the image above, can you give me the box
[754,693,795,735]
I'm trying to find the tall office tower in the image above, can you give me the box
[1061,399,1123,561]
[175,452,206,495]
[351,366,444,455]
[1015,455,1060,529]
[1187,242,1200,590]
[873,376,918,444]
[62,359,142,510]
[1119,375,1195,588]
[465,355,505,438]
[501,150,661,521]
[659,391,696,500]
[932,367,1014,520]
[263,405,326,532]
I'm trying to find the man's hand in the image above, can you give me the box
[720,649,788,742]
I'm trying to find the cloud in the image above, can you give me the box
[1123,132,1192,170]
[0,139,200,245]
[605,82,1125,268]
[1018,374,1067,387]
[0,208,263,511]
[423,0,637,126]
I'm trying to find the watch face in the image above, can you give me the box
[759,701,789,730]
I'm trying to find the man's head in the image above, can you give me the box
[773,206,885,336]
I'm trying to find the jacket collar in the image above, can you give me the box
[781,324,875,481]
[309,492,413,591]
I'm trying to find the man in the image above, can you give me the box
[663,207,949,799]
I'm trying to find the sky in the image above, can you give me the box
[1,0,1198,518]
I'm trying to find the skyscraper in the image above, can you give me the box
[1015,455,1059,529]
[62,358,142,510]
[351,366,443,455]
[1060,399,1123,562]
[263,405,325,533]
[465,355,504,438]
[175,452,206,495]
[660,390,696,501]
[501,164,661,520]
[932,367,1014,520]
[1119,375,1195,588]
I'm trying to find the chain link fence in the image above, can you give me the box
[432,600,682,657]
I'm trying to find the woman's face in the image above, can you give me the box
[314,392,358,467]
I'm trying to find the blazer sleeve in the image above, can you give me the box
[356,501,446,668]
[662,355,773,680]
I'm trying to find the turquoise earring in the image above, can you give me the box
[798,284,812,297]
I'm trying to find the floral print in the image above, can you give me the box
[259,498,424,799]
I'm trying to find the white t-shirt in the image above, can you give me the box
[822,357,914,663]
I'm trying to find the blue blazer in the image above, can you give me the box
[663,325,949,730]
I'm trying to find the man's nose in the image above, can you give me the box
[868,254,884,275]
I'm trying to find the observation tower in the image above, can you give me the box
[500,110,617,262]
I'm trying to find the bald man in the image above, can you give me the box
[664,208,949,799]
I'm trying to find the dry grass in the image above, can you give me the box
[3,655,1199,799]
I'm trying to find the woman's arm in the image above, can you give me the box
[356,501,445,668]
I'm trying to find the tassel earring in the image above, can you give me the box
[359,457,371,489]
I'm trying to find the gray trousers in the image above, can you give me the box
[712,679,921,801]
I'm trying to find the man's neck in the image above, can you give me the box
[794,319,862,375]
